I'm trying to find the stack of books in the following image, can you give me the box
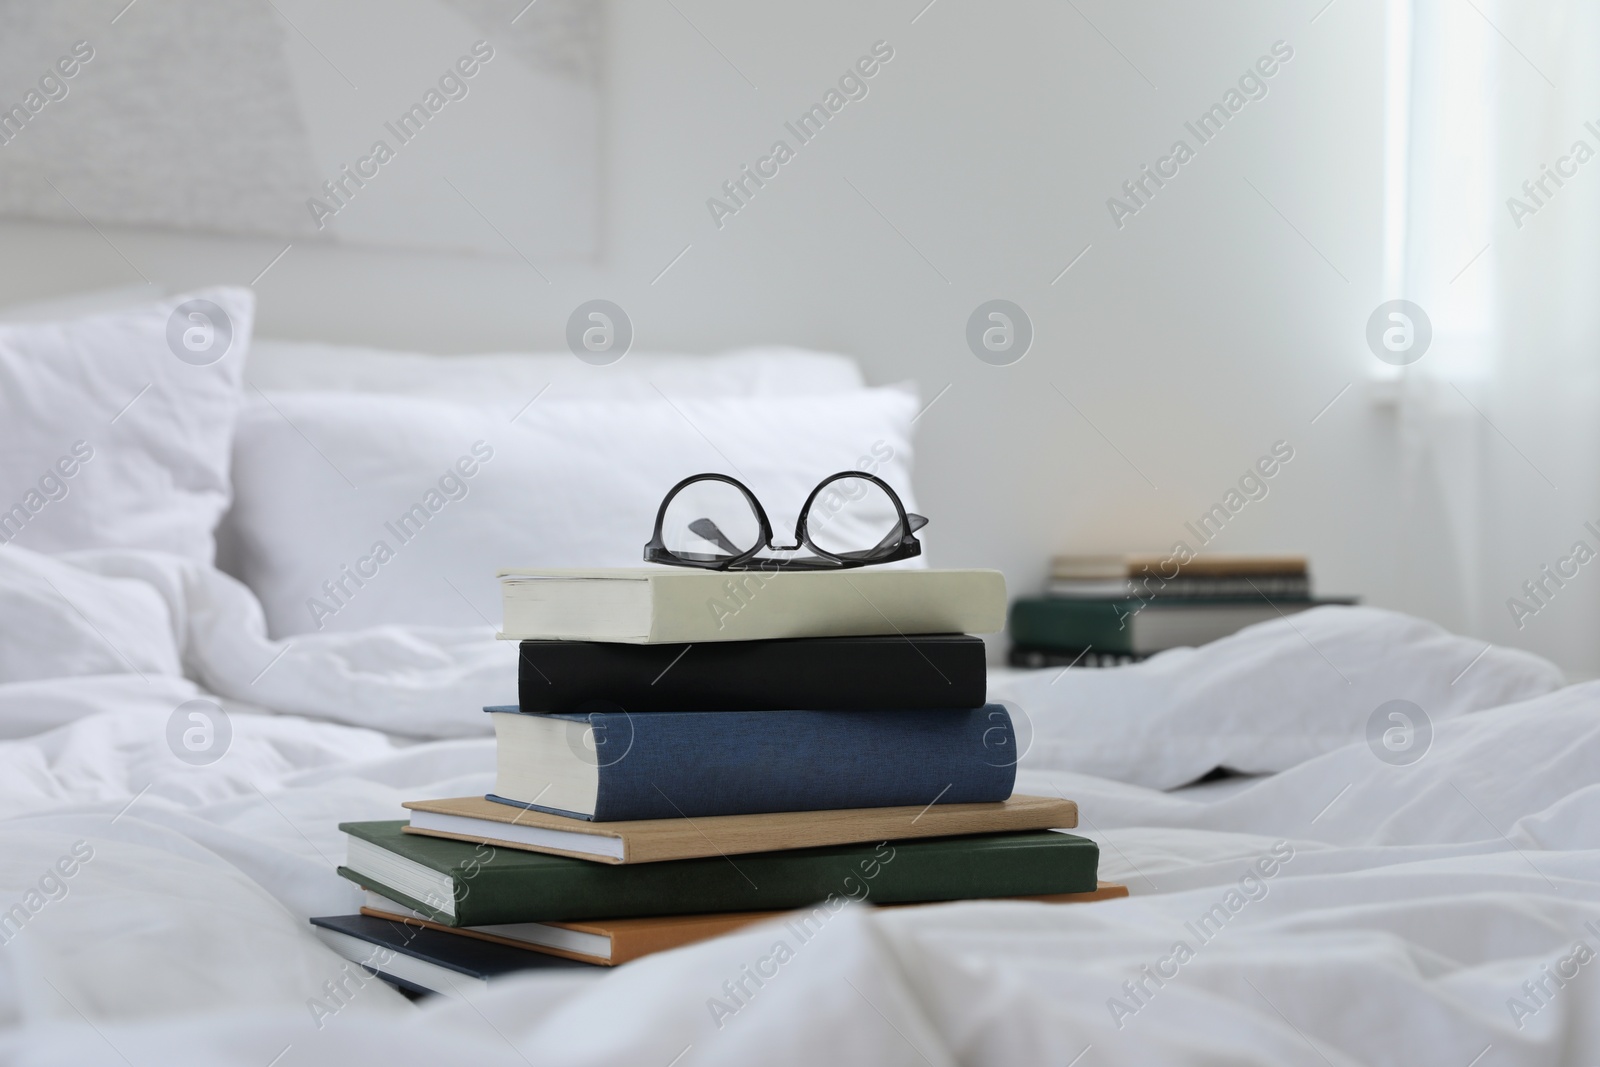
[311,567,1126,995]
[1009,553,1354,668]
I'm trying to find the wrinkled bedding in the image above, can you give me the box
[1,544,1596,1066]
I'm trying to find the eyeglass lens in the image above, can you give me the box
[660,479,763,563]
[805,475,906,558]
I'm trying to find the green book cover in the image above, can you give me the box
[1010,598,1146,654]
[1009,596,1346,655]
[338,821,1099,926]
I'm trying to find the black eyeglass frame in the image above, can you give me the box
[643,471,925,571]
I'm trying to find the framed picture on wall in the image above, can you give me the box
[0,0,599,261]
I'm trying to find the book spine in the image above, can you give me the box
[517,636,987,713]
[1046,576,1311,599]
[1009,599,1137,654]
[1008,647,1149,669]
[579,706,1015,821]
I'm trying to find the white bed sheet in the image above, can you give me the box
[0,546,1596,1066]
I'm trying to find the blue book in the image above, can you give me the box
[484,704,1017,821]
[309,913,591,998]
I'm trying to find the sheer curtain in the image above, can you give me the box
[1396,0,1600,675]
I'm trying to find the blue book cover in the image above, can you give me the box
[483,704,1018,821]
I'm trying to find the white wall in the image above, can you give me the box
[3,1,1525,668]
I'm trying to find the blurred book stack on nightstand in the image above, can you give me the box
[1009,553,1355,668]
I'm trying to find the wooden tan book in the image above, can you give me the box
[360,883,1129,966]
[402,793,1078,864]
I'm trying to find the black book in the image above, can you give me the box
[517,634,986,713]
[309,913,592,998]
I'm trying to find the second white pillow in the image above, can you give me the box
[0,287,252,562]
[222,386,921,637]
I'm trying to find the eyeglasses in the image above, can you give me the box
[643,471,927,571]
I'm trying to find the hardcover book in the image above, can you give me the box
[485,704,1017,820]
[1009,647,1150,669]
[358,884,1131,966]
[1046,575,1311,600]
[309,913,591,998]
[1050,553,1308,579]
[402,793,1077,863]
[496,567,1006,643]
[338,821,1101,925]
[1009,597,1355,655]
[517,634,987,713]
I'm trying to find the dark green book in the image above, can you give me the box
[1009,596,1353,655]
[338,820,1099,926]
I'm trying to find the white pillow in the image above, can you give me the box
[0,545,183,684]
[0,284,169,322]
[0,287,252,562]
[223,386,921,637]
[246,339,864,407]
[997,605,1566,789]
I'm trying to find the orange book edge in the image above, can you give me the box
[359,882,1129,967]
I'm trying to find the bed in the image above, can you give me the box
[1,289,1596,1065]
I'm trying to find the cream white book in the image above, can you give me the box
[496,567,1006,643]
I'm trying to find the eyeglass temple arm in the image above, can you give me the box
[868,512,928,551]
[688,518,745,556]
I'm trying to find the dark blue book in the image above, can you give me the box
[309,913,591,998]
[484,704,1017,821]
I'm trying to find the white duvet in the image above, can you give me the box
[1,544,1596,1067]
